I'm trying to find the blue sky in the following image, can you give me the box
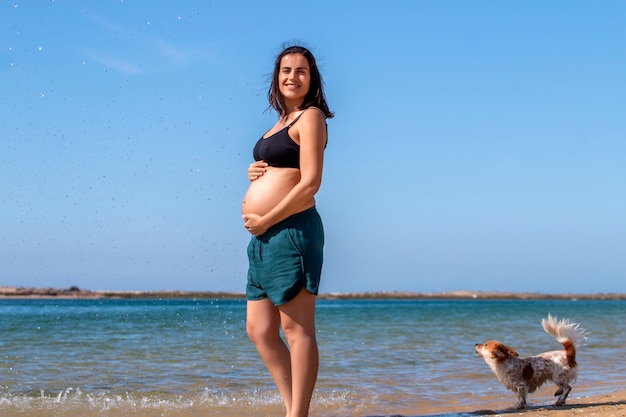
[2,1,625,294]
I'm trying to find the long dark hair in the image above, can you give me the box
[267,45,334,119]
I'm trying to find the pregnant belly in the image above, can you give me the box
[241,168,300,216]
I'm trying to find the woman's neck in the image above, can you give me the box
[283,99,304,117]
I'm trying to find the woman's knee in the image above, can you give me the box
[283,328,317,347]
[281,318,317,347]
[246,304,281,345]
[247,317,275,344]
[245,319,259,343]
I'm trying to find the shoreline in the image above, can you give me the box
[1,286,625,300]
[1,389,625,416]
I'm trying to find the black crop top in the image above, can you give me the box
[252,112,304,169]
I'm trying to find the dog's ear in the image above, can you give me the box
[496,344,518,358]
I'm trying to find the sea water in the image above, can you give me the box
[1,298,625,416]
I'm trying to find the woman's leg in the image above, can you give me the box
[279,289,318,417]
[247,298,293,415]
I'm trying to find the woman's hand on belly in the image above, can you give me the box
[242,213,267,236]
[248,161,268,181]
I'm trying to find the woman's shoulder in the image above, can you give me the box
[295,107,328,146]
[304,103,334,120]
[299,107,327,125]
[303,106,325,116]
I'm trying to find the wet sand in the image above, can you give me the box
[452,390,626,417]
[374,388,626,417]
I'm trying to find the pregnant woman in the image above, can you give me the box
[241,45,333,417]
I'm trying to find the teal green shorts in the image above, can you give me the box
[246,207,324,306]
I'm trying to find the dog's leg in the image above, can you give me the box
[514,386,528,409]
[554,385,571,406]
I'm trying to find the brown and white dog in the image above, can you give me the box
[475,314,588,409]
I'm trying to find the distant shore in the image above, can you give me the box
[1,286,625,300]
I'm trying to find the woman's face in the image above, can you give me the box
[278,53,311,105]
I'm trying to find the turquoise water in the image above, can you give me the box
[1,298,625,416]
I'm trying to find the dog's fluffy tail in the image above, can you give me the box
[541,314,587,345]
[542,314,588,345]
[542,314,587,368]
